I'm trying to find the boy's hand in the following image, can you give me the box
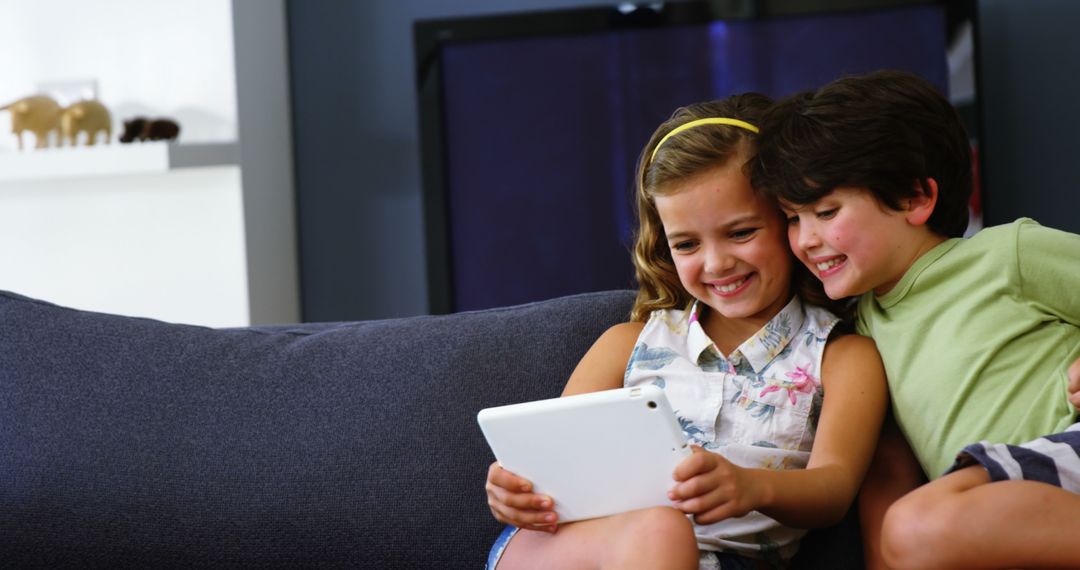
[1068,356,1080,411]
[669,446,757,525]
[485,461,558,533]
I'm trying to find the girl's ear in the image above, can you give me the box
[905,178,939,225]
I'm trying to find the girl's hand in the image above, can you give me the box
[1068,357,1080,411]
[669,447,758,525]
[485,461,559,532]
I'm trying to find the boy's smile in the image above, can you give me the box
[782,187,944,299]
[811,254,847,278]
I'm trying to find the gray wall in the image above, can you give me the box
[977,0,1080,234]
[288,0,620,322]
[234,0,301,325]
[288,0,1080,321]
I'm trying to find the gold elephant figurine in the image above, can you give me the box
[1,95,62,150]
[60,100,113,146]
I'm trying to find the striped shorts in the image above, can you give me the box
[947,422,1080,493]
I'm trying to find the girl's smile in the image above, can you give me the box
[709,273,754,297]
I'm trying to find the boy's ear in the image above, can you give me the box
[905,178,938,226]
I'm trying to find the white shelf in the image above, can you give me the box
[0,142,239,183]
[0,166,250,327]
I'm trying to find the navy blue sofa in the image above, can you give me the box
[0,289,861,568]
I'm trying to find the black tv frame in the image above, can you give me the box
[415,0,977,314]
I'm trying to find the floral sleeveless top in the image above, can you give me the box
[624,296,839,564]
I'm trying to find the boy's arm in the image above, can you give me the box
[1069,357,1080,411]
[1016,222,1080,325]
[1015,224,1080,413]
[858,413,928,570]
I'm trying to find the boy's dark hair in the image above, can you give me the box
[750,69,973,238]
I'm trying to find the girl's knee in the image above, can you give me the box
[614,507,698,568]
[496,509,698,569]
[625,506,696,543]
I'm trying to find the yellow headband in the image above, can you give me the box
[649,117,759,163]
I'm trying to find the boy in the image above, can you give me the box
[750,69,1080,569]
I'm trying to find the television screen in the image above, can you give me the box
[417,1,969,313]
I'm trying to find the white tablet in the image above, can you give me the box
[477,385,691,523]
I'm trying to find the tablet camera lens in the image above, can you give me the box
[647,400,657,409]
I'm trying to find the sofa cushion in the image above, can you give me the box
[0,289,635,567]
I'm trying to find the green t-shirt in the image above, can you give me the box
[856,218,1080,478]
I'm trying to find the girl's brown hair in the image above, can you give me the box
[630,94,848,323]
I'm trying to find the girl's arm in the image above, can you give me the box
[561,321,644,396]
[669,333,888,528]
[485,321,644,530]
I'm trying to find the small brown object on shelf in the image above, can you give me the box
[120,117,181,143]
[1,95,62,150]
[60,100,113,146]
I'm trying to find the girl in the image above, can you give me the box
[484,95,887,569]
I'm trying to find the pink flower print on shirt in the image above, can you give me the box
[759,363,818,405]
